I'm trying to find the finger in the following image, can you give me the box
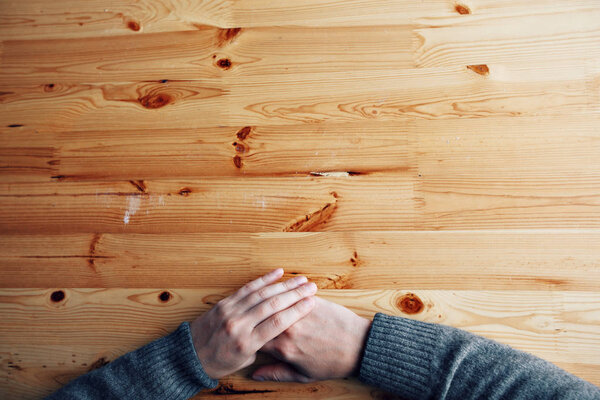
[229,268,284,303]
[252,363,313,383]
[240,275,308,311]
[247,282,317,327]
[253,295,315,344]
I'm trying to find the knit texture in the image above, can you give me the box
[46,322,218,399]
[359,313,600,400]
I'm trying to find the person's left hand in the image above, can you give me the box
[252,296,371,383]
[190,268,317,379]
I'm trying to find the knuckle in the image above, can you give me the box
[256,287,269,300]
[224,318,240,335]
[214,300,227,316]
[240,283,253,294]
[268,296,281,310]
[270,313,284,330]
[283,279,295,289]
[234,338,248,354]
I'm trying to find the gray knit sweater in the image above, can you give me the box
[47,313,600,399]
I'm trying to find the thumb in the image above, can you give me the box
[252,362,313,383]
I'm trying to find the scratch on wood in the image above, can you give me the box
[129,180,147,193]
[319,274,352,289]
[310,171,350,177]
[88,233,102,273]
[283,197,337,232]
[212,383,274,395]
[88,357,110,372]
[216,28,242,47]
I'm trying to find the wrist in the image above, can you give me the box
[350,317,372,377]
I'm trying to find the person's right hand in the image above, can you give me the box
[190,268,317,379]
[252,296,372,382]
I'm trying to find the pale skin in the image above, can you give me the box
[190,268,317,379]
[254,296,372,382]
[190,268,371,383]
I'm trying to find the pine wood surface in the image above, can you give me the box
[1,0,599,398]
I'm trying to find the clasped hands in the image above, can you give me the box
[190,268,371,383]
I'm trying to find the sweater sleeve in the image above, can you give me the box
[359,313,600,400]
[45,322,218,400]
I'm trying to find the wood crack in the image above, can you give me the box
[283,196,337,232]
[88,233,102,273]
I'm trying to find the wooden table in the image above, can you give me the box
[1,0,599,398]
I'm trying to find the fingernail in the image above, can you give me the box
[271,268,283,276]
[294,276,308,285]
[306,282,317,293]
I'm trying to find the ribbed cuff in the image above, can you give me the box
[358,313,439,400]
[138,321,219,397]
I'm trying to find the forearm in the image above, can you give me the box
[359,313,600,400]
[46,322,217,400]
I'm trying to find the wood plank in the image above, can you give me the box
[2,115,599,181]
[3,9,599,83]
[2,63,598,131]
[0,288,598,398]
[414,8,600,67]
[1,1,599,397]
[417,176,600,230]
[0,121,413,181]
[0,177,416,233]
[1,231,599,290]
[1,0,597,40]
[1,174,600,233]
[414,116,600,179]
[0,27,414,84]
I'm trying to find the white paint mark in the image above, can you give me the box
[123,195,141,224]
[310,171,350,177]
[253,196,267,209]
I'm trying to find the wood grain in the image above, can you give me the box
[0,177,417,233]
[1,0,598,39]
[0,231,599,290]
[0,26,414,84]
[0,288,598,398]
[2,174,600,233]
[3,116,600,181]
[2,0,600,397]
[2,64,598,130]
[0,121,413,180]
